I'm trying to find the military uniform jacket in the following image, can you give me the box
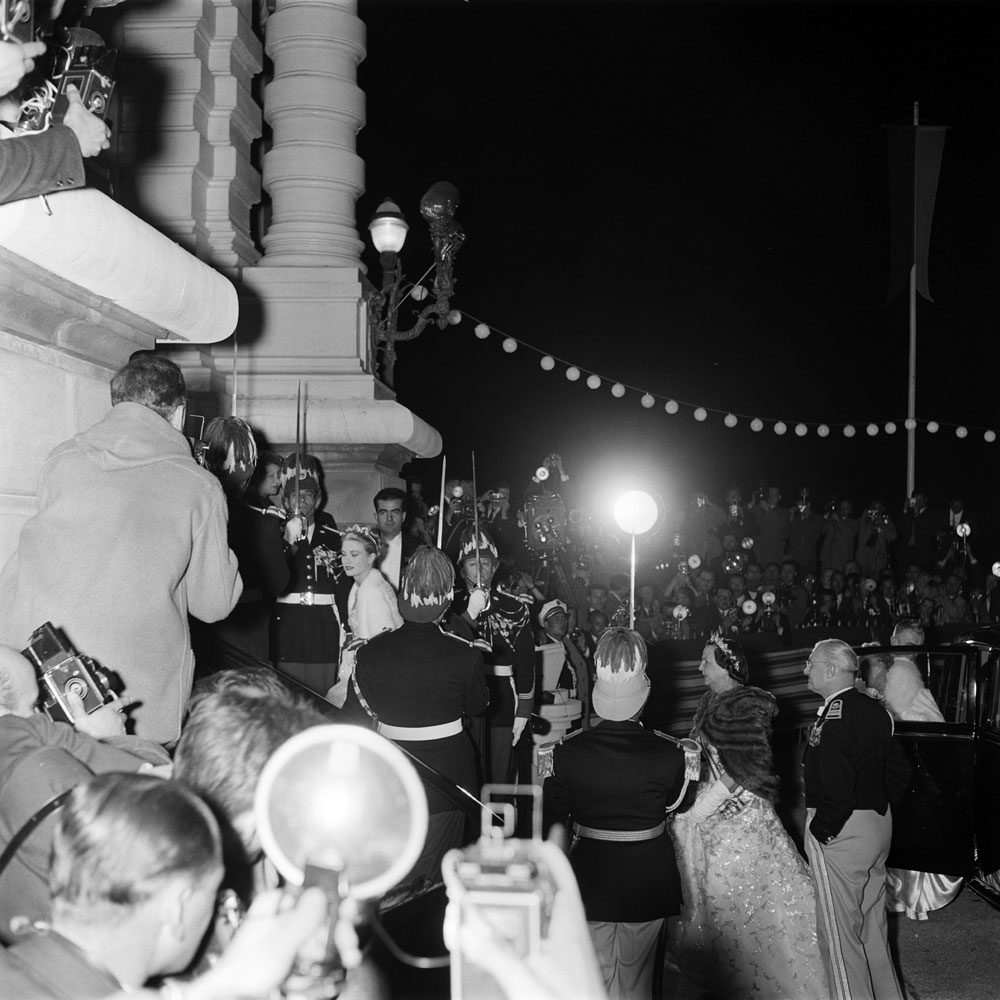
[341,621,488,812]
[449,585,535,727]
[542,720,687,922]
[207,497,290,661]
[272,512,349,664]
[804,686,912,844]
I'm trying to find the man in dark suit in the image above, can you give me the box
[803,638,911,1000]
[373,486,419,593]
[540,628,698,1000]
[343,545,487,882]
[896,491,938,573]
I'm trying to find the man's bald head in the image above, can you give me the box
[891,621,925,647]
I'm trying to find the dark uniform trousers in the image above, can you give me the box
[341,620,488,883]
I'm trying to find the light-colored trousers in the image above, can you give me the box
[588,918,666,1000]
[805,807,905,1000]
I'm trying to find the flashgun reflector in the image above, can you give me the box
[956,522,971,538]
[535,466,550,482]
[992,562,1000,579]
[687,554,702,570]
[761,591,776,607]
[741,536,755,550]
[672,604,689,621]
[451,485,464,498]
[254,725,429,900]
[741,599,757,615]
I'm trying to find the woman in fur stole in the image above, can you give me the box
[670,633,827,999]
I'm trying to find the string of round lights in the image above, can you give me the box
[453,308,997,443]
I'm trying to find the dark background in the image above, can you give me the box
[356,0,999,548]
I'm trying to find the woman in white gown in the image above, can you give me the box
[326,526,402,707]
[670,633,827,999]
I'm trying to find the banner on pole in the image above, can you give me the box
[885,124,948,304]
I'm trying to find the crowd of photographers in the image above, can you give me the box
[450,478,994,648]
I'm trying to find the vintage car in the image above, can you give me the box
[862,628,1000,905]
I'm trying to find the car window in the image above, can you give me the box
[978,650,1000,732]
[924,650,969,724]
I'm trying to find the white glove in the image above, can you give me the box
[688,779,732,823]
[283,515,305,545]
[467,587,490,620]
[511,716,528,745]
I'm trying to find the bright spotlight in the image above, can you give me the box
[614,490,658,536]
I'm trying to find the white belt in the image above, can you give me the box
[378,719,463,741]
[276,592,336,606]
[573,821,665,842]
[486,663,513,677]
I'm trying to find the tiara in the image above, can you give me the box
[709,629,739,672]
[341,524,380,548]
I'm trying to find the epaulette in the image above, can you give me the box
[535,727,585,780]
[654,731,702,782]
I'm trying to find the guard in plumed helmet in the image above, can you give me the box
[196,417,289,665]
[448,525,535,786]
[540,627,699,1000]
[270,453,348,696]
[342,545,488,882]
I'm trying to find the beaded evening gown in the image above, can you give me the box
[671,746,828,1000]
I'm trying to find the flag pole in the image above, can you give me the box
[436,455,447,549]
[905,101,919,501]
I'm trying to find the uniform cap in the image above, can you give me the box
[537,599,568,627]
[456,525,498,566]
[398,546,455,623]
[591,628,650,721]
[281,452,320,499]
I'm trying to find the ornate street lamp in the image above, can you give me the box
[367,181,465,387]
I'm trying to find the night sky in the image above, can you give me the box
[356,0,999,543]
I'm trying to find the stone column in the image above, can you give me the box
[259,0,366,266]
[179,0,443,523]
[115,0,263,269]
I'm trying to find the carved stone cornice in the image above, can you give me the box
[0,189,238,372]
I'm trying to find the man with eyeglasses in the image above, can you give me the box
[802,639,911,1000]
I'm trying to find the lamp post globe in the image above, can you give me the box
[368,197,409,254]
